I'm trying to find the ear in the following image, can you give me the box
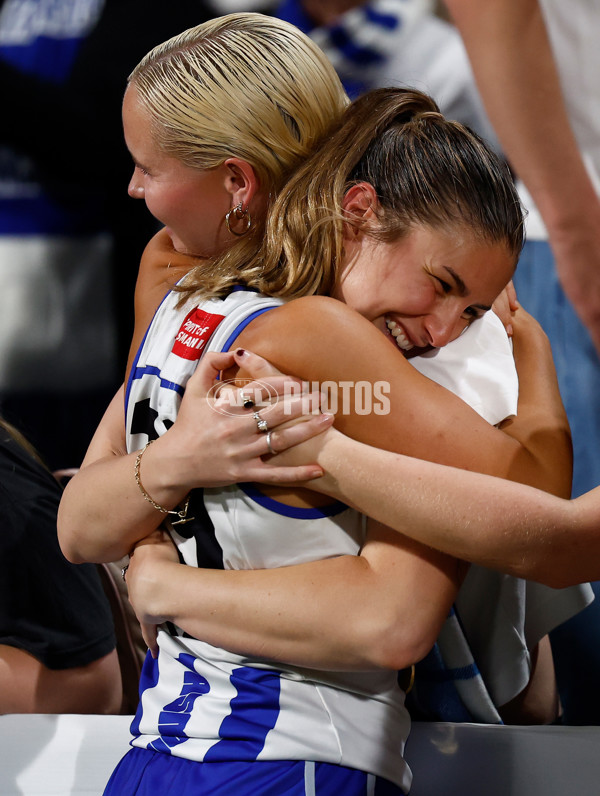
[222,157,261,210]
[341,182,380,239]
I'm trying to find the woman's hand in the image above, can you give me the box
[156,350,334,493]
[492,280,519,337]
[126,529,181,657]
[58,350,334,565]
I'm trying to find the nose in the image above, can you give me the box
[128,169,144,199]
[424,311,466,349]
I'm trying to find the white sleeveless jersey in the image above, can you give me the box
[125,286,412,791]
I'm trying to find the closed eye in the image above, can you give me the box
[461,306,486,321]
[434,276,452,294]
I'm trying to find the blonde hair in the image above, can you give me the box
[184,88,524,300]
[129,14,348,285]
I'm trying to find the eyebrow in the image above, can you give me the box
[444,266,491,312]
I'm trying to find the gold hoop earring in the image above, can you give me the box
[225,203,252,236]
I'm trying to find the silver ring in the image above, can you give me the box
[265,431,276,455]
[121,564,129,582]
[239,389,255,410]
[253,411,269,433]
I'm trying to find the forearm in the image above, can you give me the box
[312,430,598,587]
[446,0,600,348]
[58,440,187,564]
[58,384,193,563]
[496,310,572,497]
[132,538,459,672]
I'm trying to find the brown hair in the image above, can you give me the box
[182,87,524,300]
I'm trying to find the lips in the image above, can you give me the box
[385,317,414,352]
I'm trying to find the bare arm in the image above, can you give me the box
[61,296,569,562]
[237,298,571,496]
[445,0,600,351]
[58,355,331,563]
[302,428,599,589]
[0,646,122,715]
[126,521,464,671]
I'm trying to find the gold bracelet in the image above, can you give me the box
[134,440,194,526]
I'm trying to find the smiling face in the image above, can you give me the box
[333,223,515,356]
[122,85,236,257]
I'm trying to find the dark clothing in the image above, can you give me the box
[0,1,220,469]
[0,427,115,669]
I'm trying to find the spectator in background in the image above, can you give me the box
[0,417,121,714]
[0,0,216,469]
[273,0,499,147]
[443,0,600,727]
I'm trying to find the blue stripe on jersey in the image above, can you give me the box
[148,654,211,754]
[220,306,278,353]
[129,364,186,397]
[130,650,161,738]
[204,666,281,762]
[239,482,347,519]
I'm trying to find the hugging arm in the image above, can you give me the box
[58,354,331,563]
[127,520,464,670]
[238,297,571,496]
[307,429,599,589]
[126,295,568,677]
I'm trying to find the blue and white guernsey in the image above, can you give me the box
[125,282,592,782]
[125,286,412,792]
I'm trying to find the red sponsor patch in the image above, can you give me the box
[171,308,226,360]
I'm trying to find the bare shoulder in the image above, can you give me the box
[126,228,200,380]
[135,228,197,319]
[237,295,408,382]
[234,294,518,475]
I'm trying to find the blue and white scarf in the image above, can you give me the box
[276,0,430,97]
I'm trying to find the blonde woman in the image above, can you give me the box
[122,12,349,374]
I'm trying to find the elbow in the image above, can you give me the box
[57,510,97,564]
[510,556,575,590]
[358,610,440,671]
[57,502,103,564]
[58,530,87,564]
[56,512,83,564]
[534,568,579,590]
[58,531,114,565]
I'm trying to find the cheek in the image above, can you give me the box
[393,281,437,315]
[448,317,471,343]
[141,185,169,219]
[154,191,198,235]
